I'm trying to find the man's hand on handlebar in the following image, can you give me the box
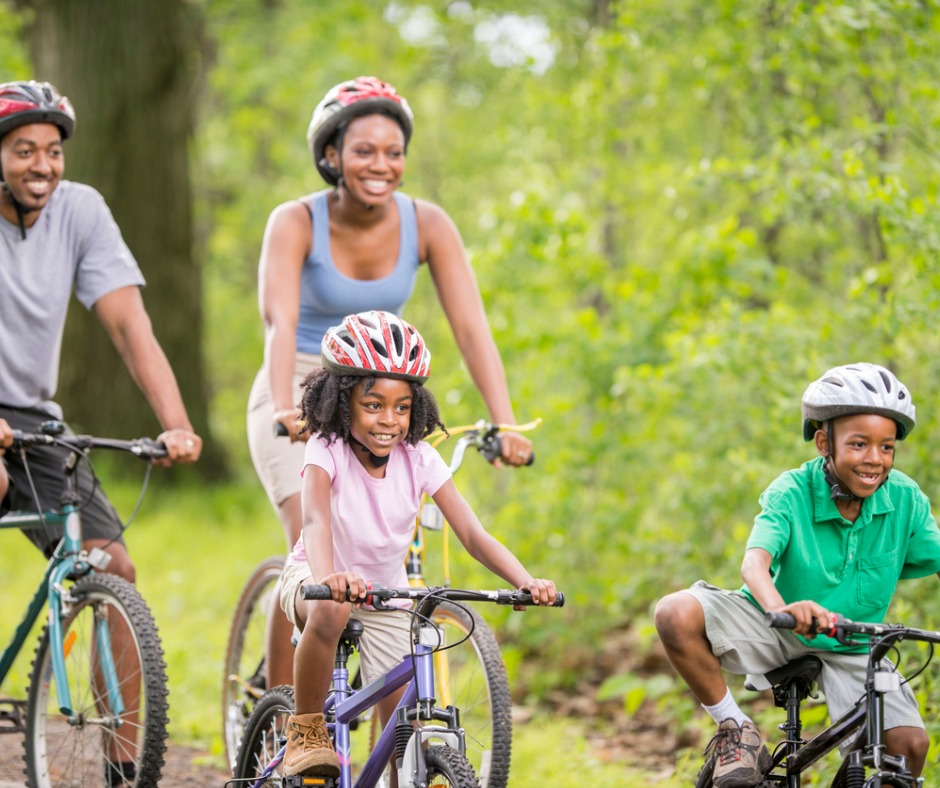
[155,428,202,467]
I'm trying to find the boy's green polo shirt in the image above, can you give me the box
[741,456,940,653]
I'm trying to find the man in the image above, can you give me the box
[0,79,201,785]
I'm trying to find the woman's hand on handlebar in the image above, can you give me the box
[319,571,370,605]
[155,428,202,466]
[496,430,533,468]
[274,408,307,442]
[776,599,834,637]
[515,577,557,610]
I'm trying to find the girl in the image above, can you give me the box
[277,310,556,777]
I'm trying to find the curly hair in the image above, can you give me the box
[299,368,446,446]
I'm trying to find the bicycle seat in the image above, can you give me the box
[341,619,364,645]
[746,655,823,707]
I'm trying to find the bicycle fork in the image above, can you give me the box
[46,511,125,723]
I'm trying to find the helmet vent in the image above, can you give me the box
[861,380,877,393]
[878,370,893,392]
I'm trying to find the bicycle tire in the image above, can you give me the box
[24,573,169,788]
[233,684,294,783]
[222,555,285,769]
[425,744,479,787]
[430,601,512,788]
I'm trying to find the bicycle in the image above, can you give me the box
[230,583,564,788]
[222,418,540,787]
[695,610,940,787]
[0,419,170,787]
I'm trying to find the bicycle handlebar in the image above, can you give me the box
[11,421,168,461]
[301,583,564,609]
[765,611,940,655]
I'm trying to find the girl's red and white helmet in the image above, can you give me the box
[0,80,75,141]
[306,76,413,185]
[801,362,916,441]
[322,310,431,383]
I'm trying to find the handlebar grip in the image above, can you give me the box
[481,435,536,466]
[764,611,798,630]
[274,422,289,438]
[301,583,334,600]
[510,590,564,607]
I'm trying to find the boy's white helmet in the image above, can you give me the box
[801,362,915,441]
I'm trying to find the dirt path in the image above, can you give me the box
[0,737,230,786]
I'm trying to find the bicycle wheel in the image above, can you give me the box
[431,601,512,788]
[233,684,294,784]
[24,572,169,788]
[425,745,479,788]
[222,555,285,769]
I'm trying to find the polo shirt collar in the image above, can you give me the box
[809,455,895,524]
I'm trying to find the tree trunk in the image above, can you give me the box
[17,0,225,478]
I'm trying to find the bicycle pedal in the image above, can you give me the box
[0,699,27,734]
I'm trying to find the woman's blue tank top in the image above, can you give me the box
[296,190,420,353]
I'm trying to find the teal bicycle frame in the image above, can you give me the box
[0,499,126,722]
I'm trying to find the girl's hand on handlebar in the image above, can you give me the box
[155,428,202,466]
[497,430,533,468]
[777,600,834,637]
[319,571,370,605]
[515,577,556,610]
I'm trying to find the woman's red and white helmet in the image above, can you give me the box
[0,80,75,142]
[801,362,916,441]
[322,310,430,383]
[306,76,414,185]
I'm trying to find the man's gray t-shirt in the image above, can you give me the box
[0,180,145,416]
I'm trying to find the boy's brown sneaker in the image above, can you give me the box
[706,718,772,788]
[282,712,340,777]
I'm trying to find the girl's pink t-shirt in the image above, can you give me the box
[287,437,451,590]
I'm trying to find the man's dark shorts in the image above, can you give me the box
[0,405,125,557]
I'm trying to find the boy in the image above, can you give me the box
[654,362,940,787]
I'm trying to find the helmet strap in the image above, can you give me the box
[1,183,28,240]
[350,435,390,468]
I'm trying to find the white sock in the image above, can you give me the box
[702,688,749,727]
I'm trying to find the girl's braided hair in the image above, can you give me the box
[299,367,445,446]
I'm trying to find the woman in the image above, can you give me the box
[246,76,532,686]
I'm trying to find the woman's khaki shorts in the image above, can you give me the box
[247,352,322,508]
[279,560,413,685]
[684,581,924,733]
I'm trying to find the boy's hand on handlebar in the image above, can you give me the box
[497,431,532,468]
[320,571,370,605]
[515,577,557,610]
[155,428,202,466]
[777,600,834,637]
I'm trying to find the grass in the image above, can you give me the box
[0,475,655,785]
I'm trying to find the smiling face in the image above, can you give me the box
[326,113,405,206]
[816,412,897,499]
[0,122,64,226]
[348,376,413,467]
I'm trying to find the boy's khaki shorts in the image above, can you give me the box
[683,581,924,733]
[280,560,413,684]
